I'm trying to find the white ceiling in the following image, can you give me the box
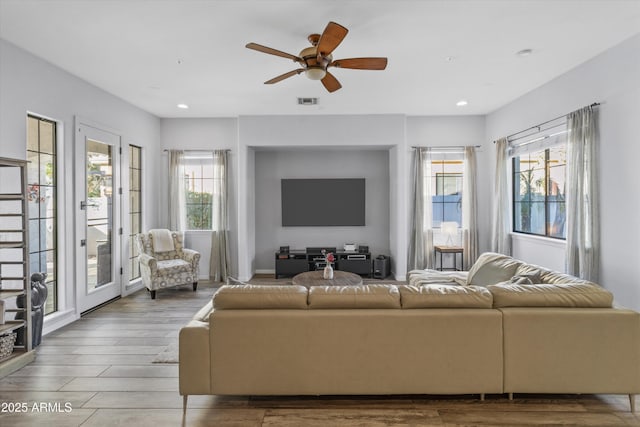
[1,0,639,118]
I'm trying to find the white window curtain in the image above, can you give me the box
[566,106,599,281]
[408,147,434,270]
[491,137,511,255]
[168,150,185,231]
[462,146,478,269]
[210,150,231,282]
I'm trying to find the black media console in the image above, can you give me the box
[275,247,372,278]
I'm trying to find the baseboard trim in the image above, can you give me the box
[123,280,144,296]
[43,309,78,337]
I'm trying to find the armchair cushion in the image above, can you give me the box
[157,259,192,275]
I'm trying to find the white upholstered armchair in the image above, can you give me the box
[136,229,200,299]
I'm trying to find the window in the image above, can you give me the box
[26,115,58,315]
[428,158,463,228]
[183,153,214,230]
[512,146,566,238]
[129,145,142,280]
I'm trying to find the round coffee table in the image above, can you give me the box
[292,270,363,288]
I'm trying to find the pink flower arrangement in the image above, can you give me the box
[322,249,335,264]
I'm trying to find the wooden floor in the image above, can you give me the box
[0,279,639,426]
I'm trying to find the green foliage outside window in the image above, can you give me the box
[186,189,213,230]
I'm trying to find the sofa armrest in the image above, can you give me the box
[138,253,157,275]
[179,319,210,396]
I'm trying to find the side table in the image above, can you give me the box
[434,245,463,271]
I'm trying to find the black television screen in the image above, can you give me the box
[281,178,365,226]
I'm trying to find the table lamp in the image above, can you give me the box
[441,221,459,246]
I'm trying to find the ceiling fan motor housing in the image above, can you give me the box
[299,46,331,79]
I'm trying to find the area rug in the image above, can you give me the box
[152,342,178,363]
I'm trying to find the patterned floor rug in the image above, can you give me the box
[152,342,178,363]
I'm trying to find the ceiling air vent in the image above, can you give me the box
[297,97,318,106]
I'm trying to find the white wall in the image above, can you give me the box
[238,115,406,280]
[254,149,390,271]
[161,114,488,281]
[0,39,162,332]
[486,34,640,309]
[406,115,489,255]
[160,118,239,279]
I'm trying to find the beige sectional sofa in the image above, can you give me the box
[179,253,640,412]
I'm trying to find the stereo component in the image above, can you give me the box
[373,255,390,279]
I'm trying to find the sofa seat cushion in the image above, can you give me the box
[488,282,613,308]
[213,284,308,309]
[466,252,523,287]
[308,284,401,309]
[399,284,493,308]
[157,259,191,274]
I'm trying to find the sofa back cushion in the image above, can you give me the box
[213,284,308,309]
[466,252,523,287]
[488,282,613,308]
[399,284,493,308]
[308,284,401,309]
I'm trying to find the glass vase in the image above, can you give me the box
[323,265,334,280]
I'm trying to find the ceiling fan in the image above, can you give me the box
[246,21,388,93]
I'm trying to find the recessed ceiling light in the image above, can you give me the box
[445,56,456,62]
[177,103,189,109]
[516,49,533,57]
[456,100,468,107]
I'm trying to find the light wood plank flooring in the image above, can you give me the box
[0,279,639,426]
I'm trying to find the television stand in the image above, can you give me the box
[275,247,372,278]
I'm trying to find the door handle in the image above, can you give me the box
[80,239,86,247]
[80,201,99,210]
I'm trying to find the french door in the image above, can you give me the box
[75,123,122,313]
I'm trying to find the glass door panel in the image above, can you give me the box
[86,139,113,292]
[75,123,121,314]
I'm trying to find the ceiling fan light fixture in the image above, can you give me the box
[247,21,386,92]
[305,67,326,80]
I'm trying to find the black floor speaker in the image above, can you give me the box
[373,255,390,279]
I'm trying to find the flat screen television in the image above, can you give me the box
[281,178,365,226]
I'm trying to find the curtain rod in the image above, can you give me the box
[496,102,600,143]
[162,149,231,152]
[411,145,480,149]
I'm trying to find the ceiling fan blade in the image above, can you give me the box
[321,71,342,93]
[316,21,348,57]
[330,57,388,70]
[246,42,302,62]
[264,69,304,84]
